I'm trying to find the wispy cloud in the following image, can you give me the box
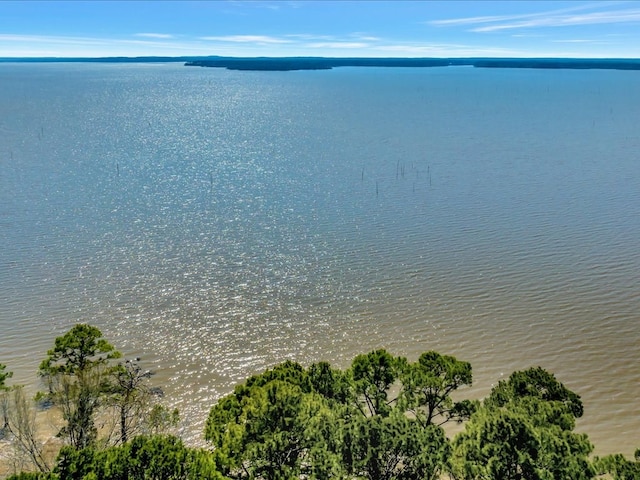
[306,42,369,49]
[218,1,303,15]
[551,39,613,44]
[350,32,381,42]
[200,35,291,44]
[473,8,640,32]
[0,33,218,56]
[285,34,337,41]
[429,3,601,27]
[429,3,640,33]
[552,39,593,43]
[377,43,522,57]
[0,34,111,46]
[0,33,185,48]
[431,13,544,28]
[135,33,174,39]
[200,33,380,50]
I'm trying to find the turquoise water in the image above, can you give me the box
[1,63,639,454]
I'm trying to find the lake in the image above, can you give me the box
[0,63,638,455]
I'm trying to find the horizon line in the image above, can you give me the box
[1,54,640,61]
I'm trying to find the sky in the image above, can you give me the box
[1,1,640,58]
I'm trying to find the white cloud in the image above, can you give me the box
[134,33,175,39]
[376,43,522,57]
[471,8,640,32]
[428,3,640,34]
[431,13,541,27]
[0,33,217,57]
[285,34,337,41]
[0,34,111,46]
[428,3,603,27]
[200,35,291,44]
[306,42,370,49]
[551,39,613,44]
[552,39,593,43]
[350,32,381,42]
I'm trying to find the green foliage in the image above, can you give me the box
[54,445,98,480]
[107,358,155,444]
[485,366,584,418]
[453,402,595,479]
[205,350,463,479]
[37,324,121,449]
[344,351,454,480]
[342,409,450,480]
[205,361,344,479]
[8,343,636,480]
[52,435,224,480]
[145,403,180,435]
[351,349,402,417]
[6,473,59,480]
[205,363,343,479]
[305,361,352,404]
[1,362,13,430]
[400,350,475,426]
[245,359,307,388]
[38,324,120,378]
[452,368,595,480]
[0,362,12,390]
[594,449,640,480]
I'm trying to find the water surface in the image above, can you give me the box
[1,63,638,455]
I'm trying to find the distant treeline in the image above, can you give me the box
[0,56,202,63]
[184,56,640,71]
[2,56,640,71]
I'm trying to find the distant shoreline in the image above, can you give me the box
[184,57,640,72]
[1,56,640,72]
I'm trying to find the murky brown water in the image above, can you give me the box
[1,63,638,456]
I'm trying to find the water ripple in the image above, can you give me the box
[0,64,638,454]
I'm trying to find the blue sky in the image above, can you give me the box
[1,1,640,58]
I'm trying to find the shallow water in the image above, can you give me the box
[0,63,638,455]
